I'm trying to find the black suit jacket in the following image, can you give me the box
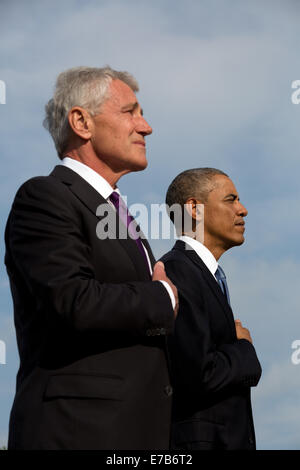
[5,165,174,450]
[160,240,262,450]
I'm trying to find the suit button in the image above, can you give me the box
[164,385,173,397]
[249,436,254,445]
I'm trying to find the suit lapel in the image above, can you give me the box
[50,165,151,279]
[139,235,156,268]
[173,240,236,336]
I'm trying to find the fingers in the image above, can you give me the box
[152,261,166,281]
[154,261,165,270]
[152,262,178,317]
[235,320,253,344]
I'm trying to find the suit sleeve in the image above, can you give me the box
[164,258,261,394]
[5,177,174,336]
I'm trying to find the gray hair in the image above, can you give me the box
[43,66,139,158]
[166,167,228,233]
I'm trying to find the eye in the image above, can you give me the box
[225,196,236,203]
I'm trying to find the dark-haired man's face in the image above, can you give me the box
[203,175,248,258]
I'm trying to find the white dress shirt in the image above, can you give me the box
[61,157,176,309]
[179,235,219,279]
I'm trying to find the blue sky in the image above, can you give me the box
[1,0,300,449]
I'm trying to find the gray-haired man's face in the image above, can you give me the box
[90,79,152,174]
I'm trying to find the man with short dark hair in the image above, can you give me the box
[5,66,178,450]
[161,168,261,450]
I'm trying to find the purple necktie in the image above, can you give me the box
[109,191,150,274]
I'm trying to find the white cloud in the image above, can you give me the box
[221,256,300,356]
[0,434,7,449]
[253,361,300,449]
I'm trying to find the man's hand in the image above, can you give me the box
[235,319,253,344]
[152,261,179,317]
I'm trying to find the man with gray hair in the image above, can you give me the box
[161,168,261,450]
[5,66,178,450]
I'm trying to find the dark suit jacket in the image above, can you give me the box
[5,165,174,450]
[160,240,262,450]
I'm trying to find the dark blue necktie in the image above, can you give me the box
[215,265,231,306]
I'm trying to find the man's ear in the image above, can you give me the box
[68,107,93,141]
[184,198,203,221]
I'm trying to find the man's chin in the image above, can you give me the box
[130,159,148,172]
[226,237,245,250]
[234,237,245,247]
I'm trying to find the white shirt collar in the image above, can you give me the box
[61,158,153,276]
[179,235,218,278]
[61,157,119,199]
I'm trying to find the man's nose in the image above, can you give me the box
[136,116,152,136]
[238,202,248,217]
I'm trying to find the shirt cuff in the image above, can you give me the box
[159,280,176,310]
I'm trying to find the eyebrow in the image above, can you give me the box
[121,102,143,115]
